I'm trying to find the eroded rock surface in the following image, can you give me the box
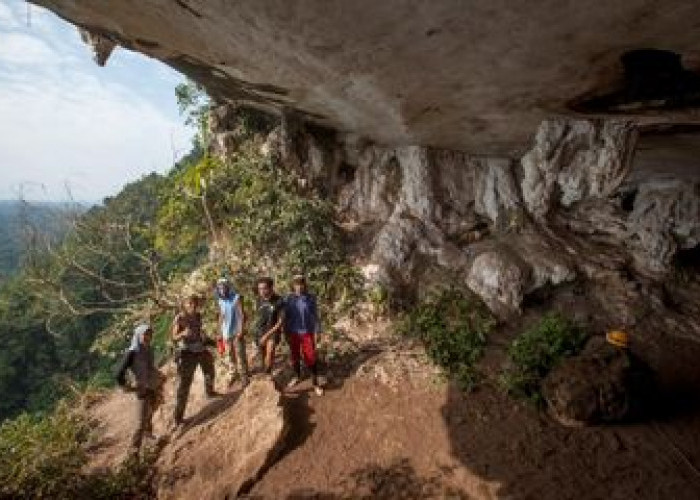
[156,379,286,499]
[29,0,700,154]
[27,1,700,332]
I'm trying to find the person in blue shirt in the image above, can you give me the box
[284,274,324,396]
[215,277,249,387]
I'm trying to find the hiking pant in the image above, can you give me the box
[289,332,318,383]
[131,389,156,449]
[226,336,249,381]
[174,350,215,423]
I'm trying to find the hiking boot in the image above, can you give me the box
[227,372,239,388]
[313,385,324,396]
[286,376,300,389]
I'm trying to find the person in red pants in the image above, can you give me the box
[284,275,324,396]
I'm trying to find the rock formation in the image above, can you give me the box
[543,337,655,426]
[26,1,700,333]
[28,0,700,154]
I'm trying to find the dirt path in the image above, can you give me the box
[248,374,700,499]
[85,322,700,499]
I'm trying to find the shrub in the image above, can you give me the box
[157,144,365,326]
[0,402,89,499]
[501,313,588,404]
[396,289,495,390]
[0,401,155,499]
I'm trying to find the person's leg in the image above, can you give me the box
[174,352,196,424]
[300,333,320,388]
[253,335,265,371]
[131,392,150,450]
[264,338,278,374]
[143,392,155,436]
[287,334,302,387]
[234,336,249,385]
[199,350,217,395]
[225,336,239,382]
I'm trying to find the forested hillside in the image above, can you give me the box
[0,82,359,423]
[0,201,83,279]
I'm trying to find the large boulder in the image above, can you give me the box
[466,250,530,319]
[156,379,287,499]
[542,337,654,426]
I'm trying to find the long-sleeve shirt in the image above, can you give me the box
[115,345,160,393]
[284,293,321,335]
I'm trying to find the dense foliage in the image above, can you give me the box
[157,141,364,323]
[0,201,82,280]
[396,289,496,390]
[0,79,368,497]
[0,401,155,499]
[501,313,588,404]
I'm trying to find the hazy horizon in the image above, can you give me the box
[0,0,195,203]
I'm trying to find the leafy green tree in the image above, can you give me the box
[175,79,211,151]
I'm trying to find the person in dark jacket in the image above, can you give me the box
[115,323,164,452]
[254,276,285,375]
[284,275,324,396]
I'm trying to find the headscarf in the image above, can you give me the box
[216,278,235,300]
[129,323,151,352]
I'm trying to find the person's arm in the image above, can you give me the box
[260,311,284,345]
[235,298,245,339]
[171,314,186,342]
[115,350,134,387]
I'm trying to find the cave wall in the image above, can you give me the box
[225,108,700,340]
[25,1,700,342]
[29,0,700,155]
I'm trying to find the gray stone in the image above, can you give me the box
[31,0,700,154]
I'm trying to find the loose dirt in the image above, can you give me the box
[85,309,700,499]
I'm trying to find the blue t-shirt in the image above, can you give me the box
[217,291,241,339]
[284,293,320,335]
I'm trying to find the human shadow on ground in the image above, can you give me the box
[261,335,386,473]
[179,389,243,436]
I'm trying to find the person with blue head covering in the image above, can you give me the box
[115,323,164,453]
[215,277,249,387]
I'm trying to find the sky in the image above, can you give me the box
[0,0,194,202]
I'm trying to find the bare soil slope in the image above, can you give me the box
[86,315,700,499]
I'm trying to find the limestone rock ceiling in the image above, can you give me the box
[31,0,700,154]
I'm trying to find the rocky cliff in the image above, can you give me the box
[28,1,700,340]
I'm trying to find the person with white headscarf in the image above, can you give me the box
[115,323,164,452]
[215,277,249,387]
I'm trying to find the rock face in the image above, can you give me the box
[29,0,700,154]
[156,379,286,499]
[521,120,638,220]
[26,1,700,331]
[250,111,699,323]
[542,337,655,426]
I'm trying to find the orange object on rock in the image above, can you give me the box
[217,337,226,355]
[606,330,629,348]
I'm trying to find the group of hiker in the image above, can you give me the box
[116,274,323,452]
